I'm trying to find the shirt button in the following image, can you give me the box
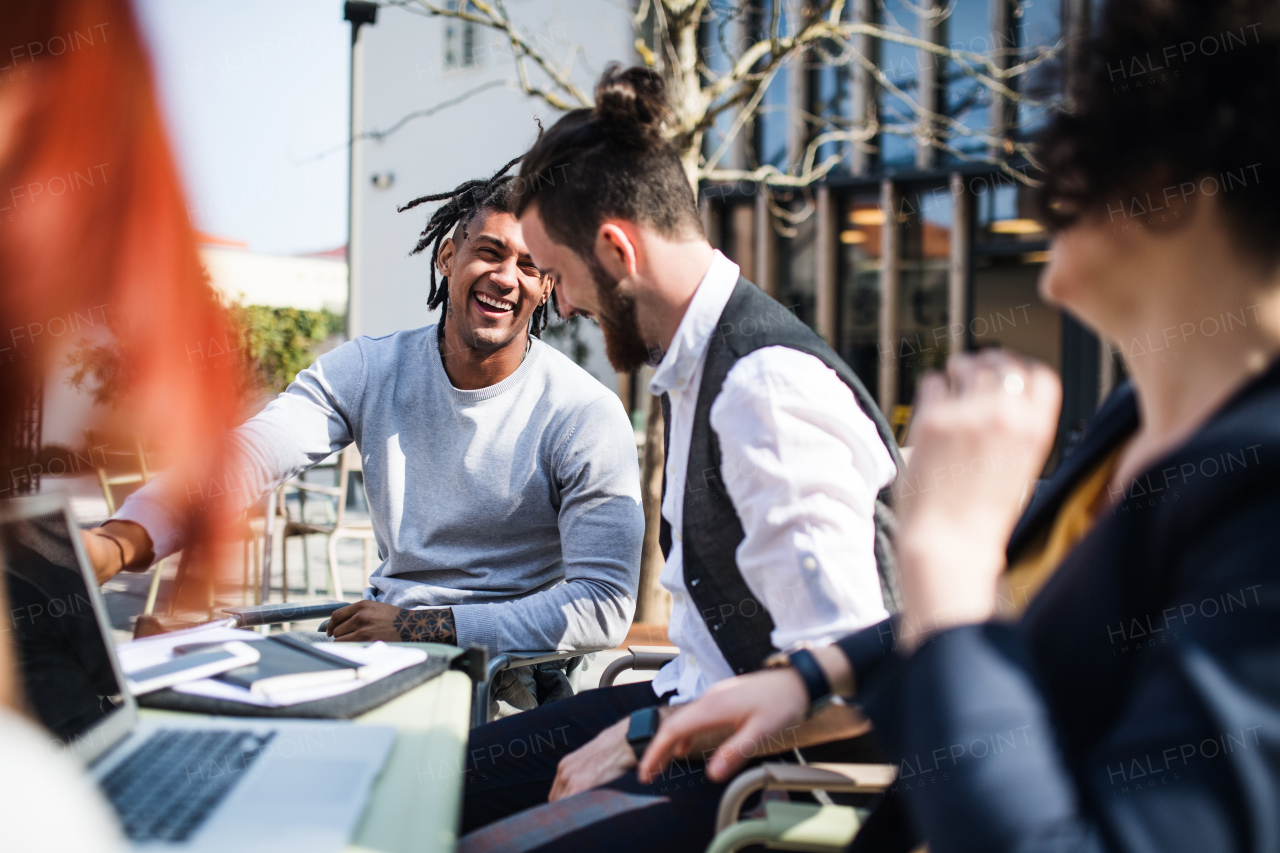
[802,556,818,572]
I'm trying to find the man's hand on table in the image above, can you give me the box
[326,601,457,644]
[550,713,654,802]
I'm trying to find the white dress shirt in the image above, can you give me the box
[649,250,898,704]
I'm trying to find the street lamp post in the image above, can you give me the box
[343,2,378,342]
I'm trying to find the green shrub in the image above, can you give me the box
[65,301,345,407]
[232,305,344,395]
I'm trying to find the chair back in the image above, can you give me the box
[84,429,156,514]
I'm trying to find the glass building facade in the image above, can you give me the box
[700,0,1104,462]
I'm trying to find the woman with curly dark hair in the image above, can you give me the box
[641,2,1280,852]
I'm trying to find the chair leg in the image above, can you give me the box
[302,532,314,597]
[472,654,511,729]
[327,535,344,601]
[253,535,263,605]
[166,553,189,617]
[280,536,289,603]
[143,556,165,615]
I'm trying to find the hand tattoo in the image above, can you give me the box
[393,608,457,645]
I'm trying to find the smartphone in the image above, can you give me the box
[221,600,346,628]
[124,640,261,696]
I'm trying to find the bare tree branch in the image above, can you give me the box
[380,0,1063,190]
[388,0,593,110]
[294,79,511,164]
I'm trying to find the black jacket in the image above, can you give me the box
[839,363,1280,853]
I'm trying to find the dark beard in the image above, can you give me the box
[589,259,657,373]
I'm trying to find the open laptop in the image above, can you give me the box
[0,494,397,852]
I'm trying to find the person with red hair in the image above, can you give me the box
[0,0,248,846]
[1,0,246,599]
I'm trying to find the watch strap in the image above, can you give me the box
[787,648,832,714]
[627,707,661,762]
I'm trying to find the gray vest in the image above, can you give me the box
[660,277,903,676]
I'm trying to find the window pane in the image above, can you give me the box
[974,174,1048,252]
[896,186,951,405]
[757,72,791,169]
[809,59,851,171]
[837,195,884,398]
[971,259,1060,369]
[775,197,818,330]
[879,0,921,166]
[971,174,1058,383]
[701,0,740,163]
[755,3,798,170]
[942,0,992,158]
[1015,0,1062,133]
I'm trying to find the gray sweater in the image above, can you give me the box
[116,325,645,654]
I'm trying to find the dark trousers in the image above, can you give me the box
[459,682,731,853]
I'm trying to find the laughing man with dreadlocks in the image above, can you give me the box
[97,162,644,713]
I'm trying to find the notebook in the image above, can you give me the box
[216,634,370,696]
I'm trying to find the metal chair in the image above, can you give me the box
[266,446,375,602]
[87,429,164,613]
[470,649,597,728]
[595,644,896,852]
[85,429,156,514]
[249,457,596,723]
[597,644,679,688]
[86,429,274,618]
[706,763,896,853]
[324,445,376,598]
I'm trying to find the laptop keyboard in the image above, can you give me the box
[100,728,276,843]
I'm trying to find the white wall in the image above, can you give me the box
[354,1,634,389]
[201,247,348,313]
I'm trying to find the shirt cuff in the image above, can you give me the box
[451,603,499,655]
[112,495,184,564]
[834,616,898,696]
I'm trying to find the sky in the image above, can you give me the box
[134,0,351,255]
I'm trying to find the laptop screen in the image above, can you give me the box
[1,506,125,743]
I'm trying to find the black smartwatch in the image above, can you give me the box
[626,707,661,762]
[764,646,835,717]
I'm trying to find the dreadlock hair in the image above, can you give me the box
[399,155,559,337]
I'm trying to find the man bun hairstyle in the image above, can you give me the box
[594,65,670,149]
[513,64,703,259]
[400,156,558,336]
[1036,0,1280,268]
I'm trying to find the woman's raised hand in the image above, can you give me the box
[895,350,1061,649]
